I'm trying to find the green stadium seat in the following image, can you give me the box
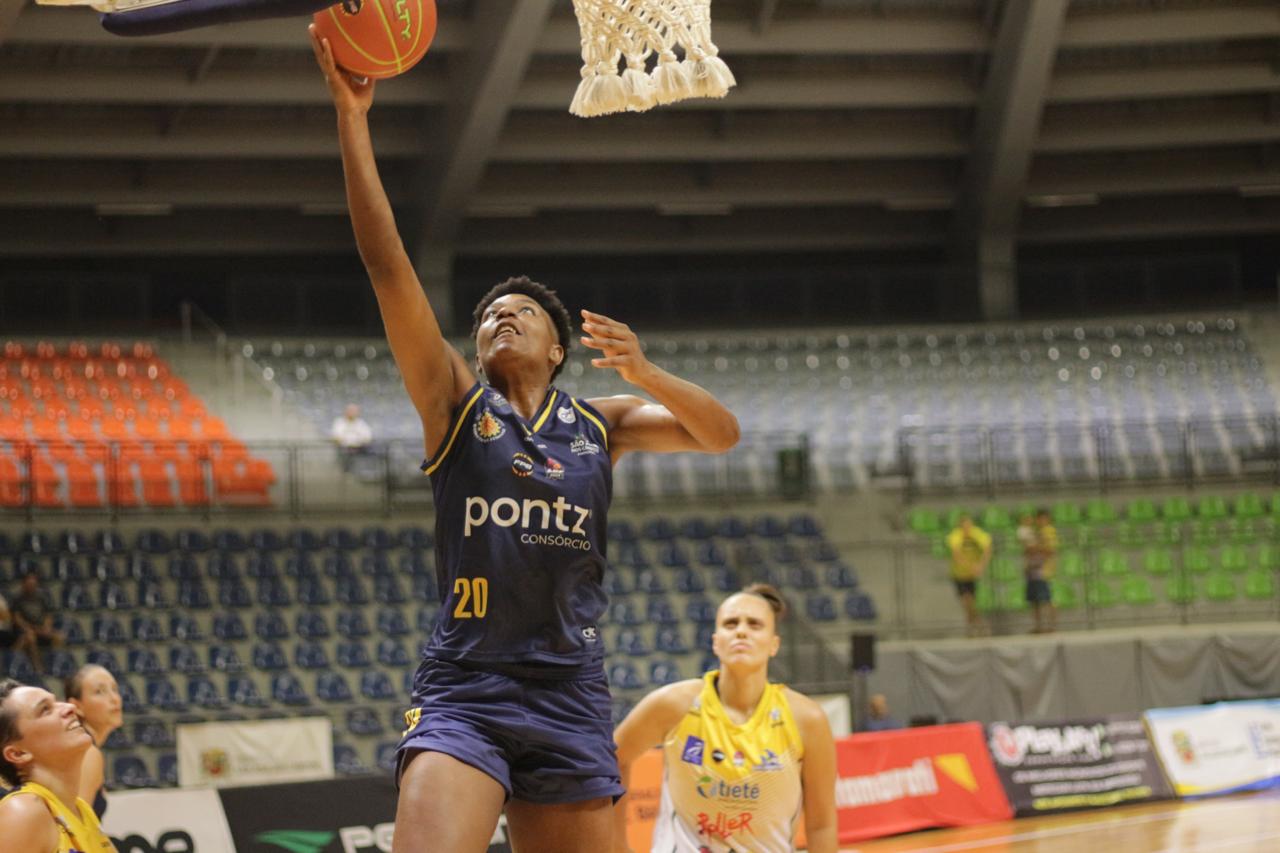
[1269,493,1280,517]
[1052,580,1079,609]
[1259,543,1280,572]
[930,535,949,559]
[980,506,1013,531]
[1073,525,1100,548]
[1085,498,1118,524]
[1162,497,1192,522]
[1219,544,1249,574]
[1224,518,1257,545]
[1053,502,1083,526]
[975,581,998,613]
[1086,580,1118,608]
[1059,550,1086,579]
[991,555,1020,583]
[1184,547,1213,574]
[1197,495,1228,520]
[1127,499,1158,523]
[1204,573,1236,602]
[1142,547,1175,576]
[945,508,970,530]
[1244,570,1275,601]
[1098,549,1131,576]
[1233,492,1265,519]
[1115,521,1144,547]
[1258,517,1277,540]
[1166,576,1197,605]
[1187,520,1220,546]
[908,508,941,535]
[997,584,1028,612]
[1122,576,1156,606]
[1153,521,1183,545]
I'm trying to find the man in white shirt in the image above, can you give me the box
[330,403,374,473]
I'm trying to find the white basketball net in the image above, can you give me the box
[569,0,735,117]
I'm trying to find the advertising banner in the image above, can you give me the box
[177,717,333,789]
[833,722,1012,843]
[103,788,236,853]
[1145,700,1280,797]
[219,776,512,853]
[986,715,1174,815]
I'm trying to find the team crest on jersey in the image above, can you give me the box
[752,749,784,772]
[557,406,577,424]
[475,409,506,442]
[486,390,511,411]
[732,750,745,768]
[511,452,534,477]
[571,434,601,456]
[769,708,783,727]
[545,457,565,480]
[681,735,705,765]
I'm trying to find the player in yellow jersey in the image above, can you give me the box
[612,584,838,853]
[0,679,116,853]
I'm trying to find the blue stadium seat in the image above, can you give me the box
[335,576,369,606]
[362,526,395,550]
[146,676,188,712]
[610,698,635,725]
[336,641,371,669]
[296,612,331,640]
[398,552,430,577]
[331,610,369,640]
[324,554,356,579]
[62,583,93,612]
[92,615,127,645]
[607,662,643,690]
[603,570,633,596]
[367,609,400,638]
[376,639,411,668]
[711,567,740,593]
[126,554,159,582]
[175,529,211,553]
[169,613,204,642]
[113,755,156,789]
[804,593,837,621]
[207,553,242,580]
[636,569,667,595]
[209,644,244,673]
[658,543,690,568]
[103,726,133,750]
[271,673,310,706]
[177,580,211,609]
[684,596,716,625]
[715,516,748,539]
[753,515,787,539]
[410,574,438,602]
[317,672,354,703]
[187,675,228,710]
[136,579,169,609]
[229,675,269,708]
[642,517,677,541]
[398,525,433,550]
[254,612,289,641]
[294,641,330,670]
[333,743,367,775]
[131,614,165,643]
[135,529,172,554]
[127,648,164,677]
[285,553,317,578]
[249,528,285,552]
[646,597,678,625]
[824,563,859,590]
[695,541,727,567]
[608,600,642,627]
[287,527,322,552]
[359,671,396,701]
[375,741,399,773]
[135,718,175,748]
[246,553,280,579]
[693,623,715,651]
[655,625,690,655]
[95,530,126,554]
[213,613,248,641]
[211,529,248,552]
[679,517,714,540]
[296,577,331,606]
[117,677,145,714]
[252,642,288,671]
[845,592,878,622]
[785,565,818,590]
[648,659,681,686]
[158,753,179,787]
[55,614,87,646]
[99,581,132,611]
[361,552,393,577]
[752,566,784,588]
[6,652,39,684]
[615,628,650,657]
[167,555,199,581]
[218,579,252,609]
[347,706,384,736]
[325,527,361,551]
[698,652,719,673]
[788,514,822,537]
[807,539,840,562]
[416,608,438,634]
[55,556,85,582]
[608,520,637,543]
[674,568,706,594]
[374,576,406,605]
[46,649,79,680]
[169,646,205,675]
[256,577,292,607]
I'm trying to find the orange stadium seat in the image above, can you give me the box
[66,459,103,508]
[31,457,62,508]
[139,459,176,507]
[0,455,23,507]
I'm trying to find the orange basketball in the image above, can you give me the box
[313,0,437,80]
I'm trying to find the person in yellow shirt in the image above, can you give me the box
[0,678,116,853]
[945,514,992,637]
[1026,509,1058,634]
[611,583,838,853]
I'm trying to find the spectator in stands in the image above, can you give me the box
[11,573,63,674]
[0,591,37,664]
[1026,509,1058,634]
[65,665,123,819]
[860,694,903,732]
[612,584,838,853]
[945,515,991,637]
[0,679,117,852]
[330,403,374,473]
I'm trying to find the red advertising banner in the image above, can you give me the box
[835,722,1013,843]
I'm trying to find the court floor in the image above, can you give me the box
[844,789,1280,852]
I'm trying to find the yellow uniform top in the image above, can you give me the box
[945,525,992,581]
[10,782,114,853]
[653,671,804,853]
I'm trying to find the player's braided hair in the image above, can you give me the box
[741,582,788,622]
[471,276,573,381]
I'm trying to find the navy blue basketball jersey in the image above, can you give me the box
[420,382,612,672]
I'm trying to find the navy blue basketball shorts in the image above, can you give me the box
[395,658,624,805]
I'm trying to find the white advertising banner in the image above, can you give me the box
[102,788,236,853]
[177,717,334,789]
[1145,700,1280,797]
[815,693,853,738]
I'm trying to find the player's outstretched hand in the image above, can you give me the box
[309,23,375,115]
[581,309,656,386]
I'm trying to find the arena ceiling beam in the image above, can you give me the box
[953,0,1069,320]
[1059,6,1280,50]
[407,0,557,332]
[0,0,25,45]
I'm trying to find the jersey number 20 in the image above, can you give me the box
[453,577,489,619]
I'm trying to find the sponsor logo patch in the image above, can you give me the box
[511,452,534,477]
[681,735,705,765]
[474,410,505,442]
[544,457,565,480]
[557,406,577,424]
[570,435,601,456]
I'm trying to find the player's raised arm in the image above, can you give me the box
[309,24,472,456]
[580,310,740,461]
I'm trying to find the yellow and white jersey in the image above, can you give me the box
[652,671,804,853]
[11,781,114,853]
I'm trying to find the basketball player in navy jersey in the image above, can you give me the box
[311,29,740,853]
